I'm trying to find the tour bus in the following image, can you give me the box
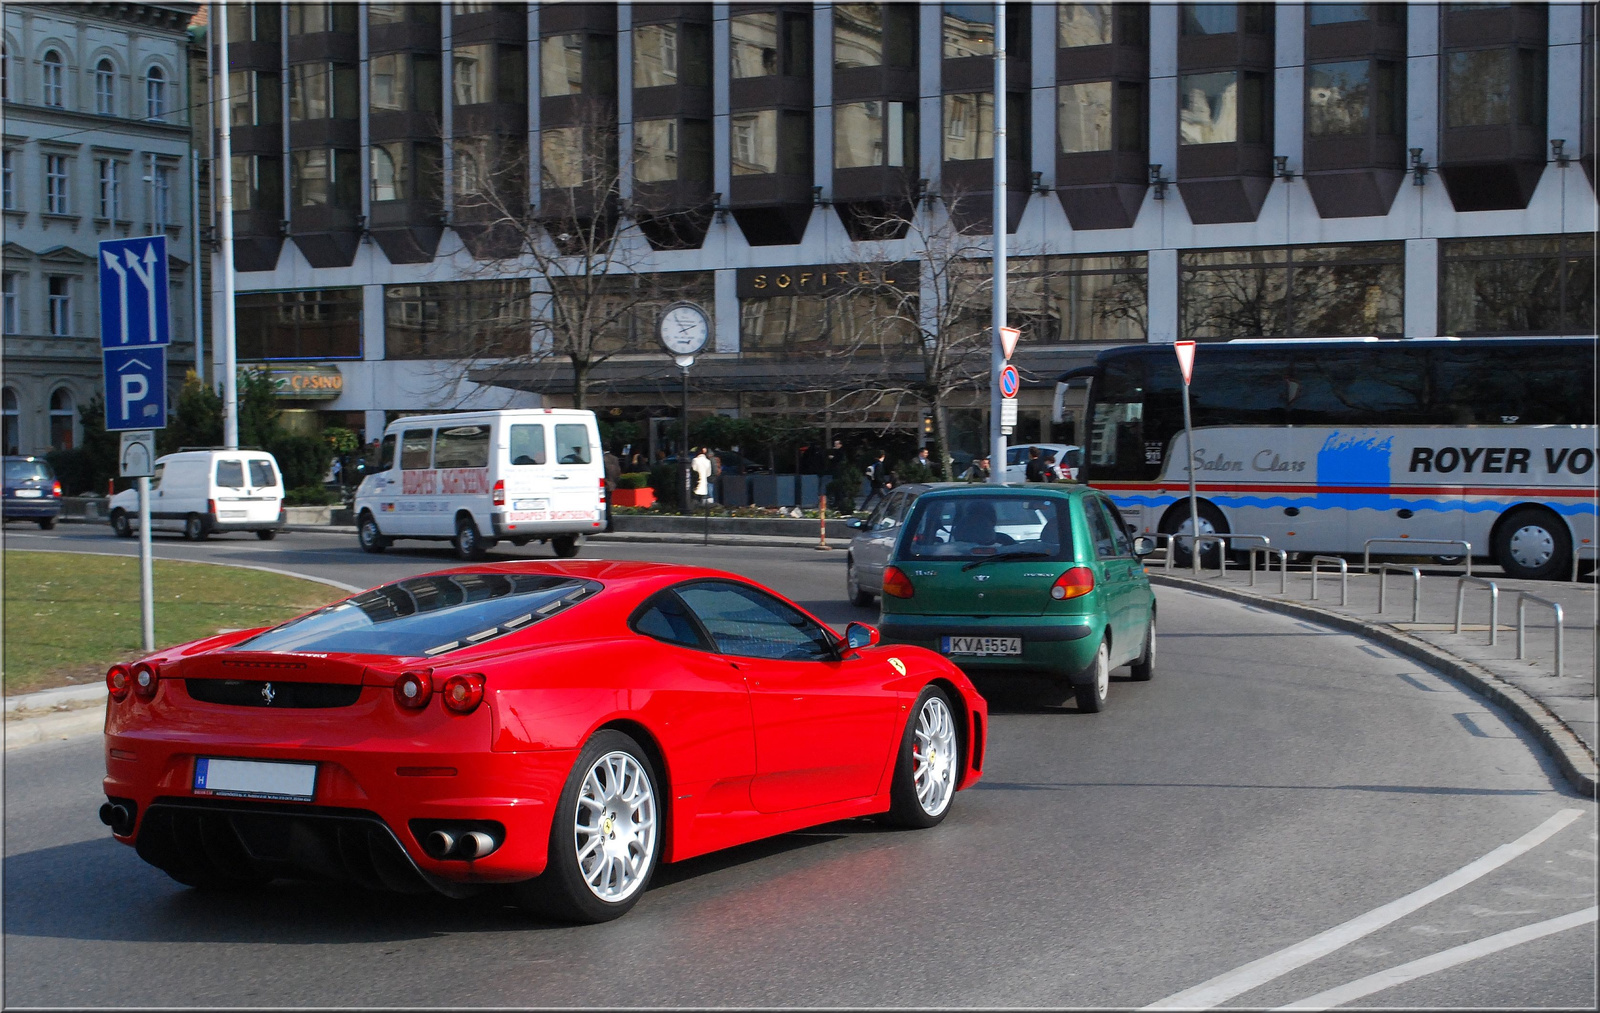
[354,408,605,560]
[1054,336,1597,580]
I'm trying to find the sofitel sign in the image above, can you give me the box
[253,364,344,400]
[736,261,919,299]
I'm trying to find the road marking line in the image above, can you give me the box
[1272,906,1598,1010]
[1142,808,1585,1010]
[4,546,362,593]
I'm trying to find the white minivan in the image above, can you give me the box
[108,450,286,540]
[354,408,605,559]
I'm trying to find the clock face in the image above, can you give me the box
[659,304,709,356]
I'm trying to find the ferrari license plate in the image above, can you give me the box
[194,757,317,801]
[941,635,1022,656]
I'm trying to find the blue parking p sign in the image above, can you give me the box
[99,236,170,349]
[104,347,167,431]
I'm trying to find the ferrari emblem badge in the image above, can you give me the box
[888,658,906,676]
[261,682,275,705]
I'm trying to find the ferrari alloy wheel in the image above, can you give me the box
[513,730,662,923]
[574,750,658,903]
[885,685,959,829]
[1075,639,1111,713]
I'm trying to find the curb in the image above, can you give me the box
[4,706,104,750]
[1150,572,1599,800]
[280,524,835,551]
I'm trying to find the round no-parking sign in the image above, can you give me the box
[999,364,1020,399]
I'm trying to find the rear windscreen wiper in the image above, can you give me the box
[961,550,1053,571]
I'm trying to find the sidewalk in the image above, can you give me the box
[1149,557,1598,797]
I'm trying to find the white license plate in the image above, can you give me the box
[194,757,317,801]
[941,635,1022,656]
[13,489,41,498]
[219,510,247,518]
[513,499,549,511]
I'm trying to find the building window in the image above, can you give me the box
[96,157,121,218]
[289,62,358,120]
[45,154,69,214]
[1308,4,1400,26]
[1180,71,1267,145]
[833,100,913,169]
[47,276,72,336]
[453,43,524,106]
[49,388,74,451]
[231,154,283,212]
[1441,234,1595,336]
[541,34,585,96]
[1058,3,1114,47]
[1181,3,1271,35]
[145,65,166,120]
[42,49,64,107]
[1,42,9,102]
[94,58,115,115]
[369,53,440,114]
[741,288,918,355]
[1,273,18,334]
[372,142,439,203]
[836,3,912,69]
[731,11,779,77]
[289,3,358,35]
[291,148,359,207]
[2,388,18,455]
[152,163,173,229]
[1445,48,1546,129]
[943,4,996,58]
[384,281,529,359]
[1180,243,1404,339]
[943,92,987,159]
[236,287,364,360]
[948,255,1149,345]
[634,117,711,183]
[1057,82,1114,152]
[635,22,710,88]
[731,109,776,174]
[2,149,14,209]
[230,70,283,126]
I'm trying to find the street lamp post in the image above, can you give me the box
[659,302,710,515]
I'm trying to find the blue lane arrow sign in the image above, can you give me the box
[99,236,170,349]
[104,347,167,431]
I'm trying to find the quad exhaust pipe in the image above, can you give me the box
[99,801,136,836]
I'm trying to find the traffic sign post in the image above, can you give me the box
[998,364,1020,434]
[100,236,169,653]
[1175,340,1201,575]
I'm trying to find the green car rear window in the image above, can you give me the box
[900,495,1075,562]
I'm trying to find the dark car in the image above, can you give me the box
[3,456,63,529]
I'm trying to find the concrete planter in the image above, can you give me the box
[283,505,332,525]
[612,514,853,539]
[612,488,655,507]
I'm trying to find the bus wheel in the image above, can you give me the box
[1493,507,1571,581]
[1161,501,1228,570]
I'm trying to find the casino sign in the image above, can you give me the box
[251,364,345,400]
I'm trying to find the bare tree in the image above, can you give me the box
[449,100,695,409]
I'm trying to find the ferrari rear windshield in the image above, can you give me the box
[901,494,1076,562]
[232,573,601,657]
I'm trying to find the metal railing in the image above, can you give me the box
[1363,538,1472,576]
[1377,563,1423,623]
[1516,593,1565,680]
[1161,532,1272,572]
[1309,555,1349,606]
[1453,576,1501,646]
[1246,546,1288,594]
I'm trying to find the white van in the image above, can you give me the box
[354,408,605,559]
[108,450,286,540]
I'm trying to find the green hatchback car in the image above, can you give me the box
[876,484,1157,711]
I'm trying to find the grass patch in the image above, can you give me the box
[4,551,341,695]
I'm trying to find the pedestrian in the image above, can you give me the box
[691,446,713,507]
[915,447,932,473]
[964,455,990,482]
[603,448,622,530]
[1042,450,1059,482]
[860,450,889,512]
[825,438,846,475]
[1024,446,1046,483]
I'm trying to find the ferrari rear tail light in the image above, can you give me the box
[882,565,915,599]
[492,480,506,506]
[106,664,132,701]
[395,671,432,709]
[131,662,160,699]
[1051,566,1096,600]
[440,673,485,714]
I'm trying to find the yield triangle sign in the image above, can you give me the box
[1174,340,1197,385]
[998,326,1021,360]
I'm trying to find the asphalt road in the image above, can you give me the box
[4,526,1597,1007]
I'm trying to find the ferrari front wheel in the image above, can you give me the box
[513,730,661,924]
[884,685,959,829]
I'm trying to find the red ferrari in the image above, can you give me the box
[100,561,987,922]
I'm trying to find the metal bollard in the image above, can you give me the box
[1377,563,1422,623]
[1453,576,1500,646]
[1516,593,1565,679]
[1309,556,1348,607]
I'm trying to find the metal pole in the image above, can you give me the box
[190,153,204,382]
[1181,378,1199,574]
[216,3,239,448]
[137,476,154,651]
[680,365,691,515]
[987,2,1007,484]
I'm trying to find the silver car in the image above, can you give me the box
[844,482,938,606]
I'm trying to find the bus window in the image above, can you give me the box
[1191,350,1290,427]
[1432,345,1595,426]
[1089,354,1152,480]
[1291,347,1433,425]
